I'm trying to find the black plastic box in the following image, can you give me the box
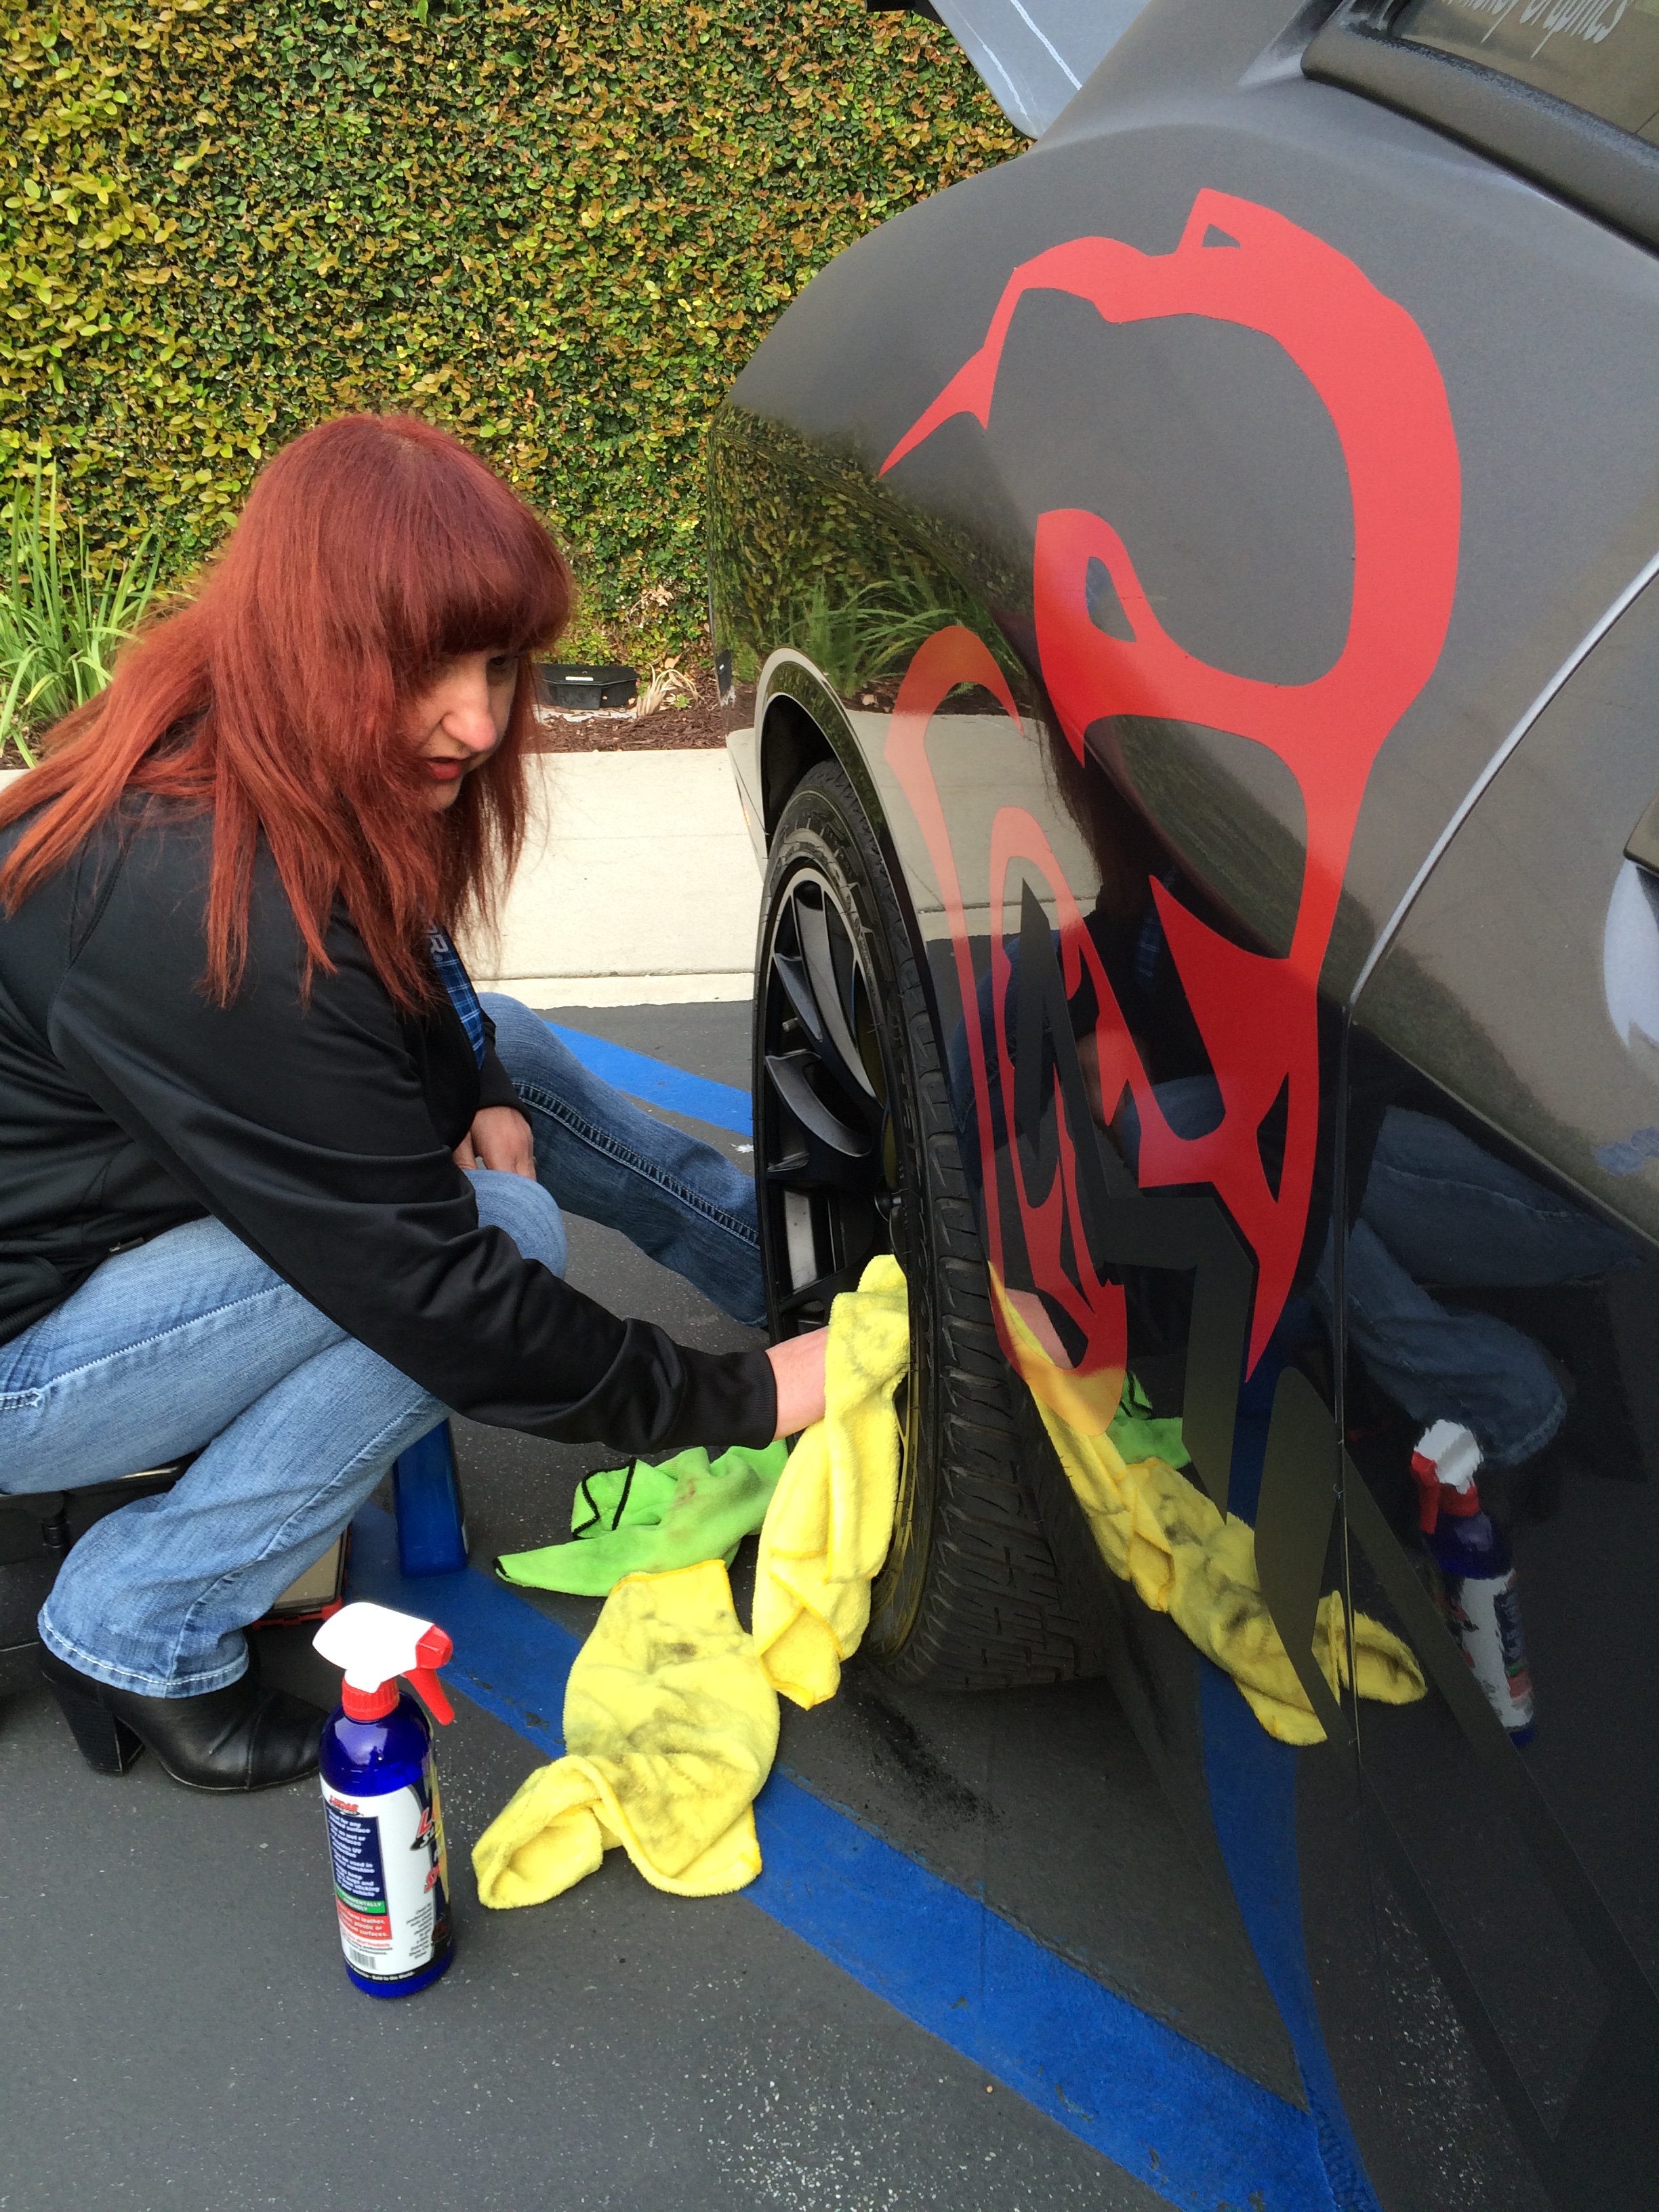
[534,662,638,711]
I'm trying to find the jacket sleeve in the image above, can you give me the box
[47,827,775,1454]
[476,1038,521,1113]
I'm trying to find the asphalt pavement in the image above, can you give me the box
[0,998,1312,2212]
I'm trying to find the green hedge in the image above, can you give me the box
[0,0,1018,659]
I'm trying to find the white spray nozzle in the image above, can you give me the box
[314,1599,455,1723]
[1410,1420,1483,1532]
[1412,1420,1482,1492]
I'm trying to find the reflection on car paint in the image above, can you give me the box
[867,189,1659,2199]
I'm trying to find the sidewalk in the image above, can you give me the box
[463,748,762,1006]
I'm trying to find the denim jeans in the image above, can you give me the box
[1122,1086,1631,1467]
[482,996,761,1328]
[0,999,760,1695]
[1326,1107,1631,1465]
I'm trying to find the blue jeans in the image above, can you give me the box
[1122,1087,1631,1467]
[1326,1107,1631,1466]
[0,1000,760,1696]
[483,997,761,1328]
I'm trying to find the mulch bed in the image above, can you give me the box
[0,665,758,773]
[529,663,756,753]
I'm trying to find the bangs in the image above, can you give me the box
[271,415,571,686]
[405,464,569,670]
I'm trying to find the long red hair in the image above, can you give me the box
[0,414,570,1007]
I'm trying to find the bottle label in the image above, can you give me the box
[321,1770,451,1979]
[1449,1568,1535,1731]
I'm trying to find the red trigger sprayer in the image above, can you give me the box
[312,1601,457,1996]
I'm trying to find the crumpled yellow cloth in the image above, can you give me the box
[752,1254,911,1708]
[471,1559,779,1908]
[996,1290,1425,1745]
[474,1246,1423,1917]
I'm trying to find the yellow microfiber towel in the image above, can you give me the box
[471,1558,779,1908]
[991,1285,1425,1745]
[752,1254,911,1708]
[473,1248,1428,1918]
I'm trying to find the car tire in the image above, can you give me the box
[754,759,1111,1689]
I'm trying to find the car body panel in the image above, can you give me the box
[929,0,1153,141]
[709,1,1659,2200]
[722,74,1659,995]
[1334,578,1659,2205]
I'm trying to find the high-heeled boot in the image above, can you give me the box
[39,1644,325,1792]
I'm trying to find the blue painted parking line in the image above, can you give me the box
[350,1504,1328,2209]
[545,1023,754,1138]
[752,1787,1330,2210]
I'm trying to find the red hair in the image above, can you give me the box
[0,415,571,1006]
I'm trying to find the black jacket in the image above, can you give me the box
[0,797,775,1454]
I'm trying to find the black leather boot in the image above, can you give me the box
[39,1644,325,1792]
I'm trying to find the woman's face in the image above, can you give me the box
[408,649,521,809]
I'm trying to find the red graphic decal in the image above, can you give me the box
[883,190,1460,1376]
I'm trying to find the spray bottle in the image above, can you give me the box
[1410,1420,1536,1746]
[312,1600,456,1997]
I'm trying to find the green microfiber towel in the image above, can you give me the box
[494,1439,789,1596]
[1109,1373,1189,1470]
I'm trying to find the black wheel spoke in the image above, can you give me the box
[797,890,876,1099]
[764,1049,872,1158]
[772,949,823,1046]
[774,944,877,1115]
[760,851,900,1351]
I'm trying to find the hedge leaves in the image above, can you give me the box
[1,0,1017,655]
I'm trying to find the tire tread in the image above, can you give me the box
[758,767,1107,1691]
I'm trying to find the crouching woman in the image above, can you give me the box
[0,415,822,1793]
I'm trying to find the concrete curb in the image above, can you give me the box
[486,970,756,1007]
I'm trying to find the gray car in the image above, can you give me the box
[708,3,1659,2205]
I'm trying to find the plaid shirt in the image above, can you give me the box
[426,925,486,1068]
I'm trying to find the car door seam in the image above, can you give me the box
[1346,539,1659,1014]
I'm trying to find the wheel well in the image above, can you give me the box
[760,695,835,838]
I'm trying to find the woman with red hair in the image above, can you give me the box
[0,416,822,1793]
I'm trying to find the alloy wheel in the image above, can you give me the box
[756,863,907,1334]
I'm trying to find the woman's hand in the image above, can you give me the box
[453,1107,536,1178]
[766,1326,828,1440]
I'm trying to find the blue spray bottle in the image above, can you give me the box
[312,1600,457,1997]
[1411,1420,1536,1746]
